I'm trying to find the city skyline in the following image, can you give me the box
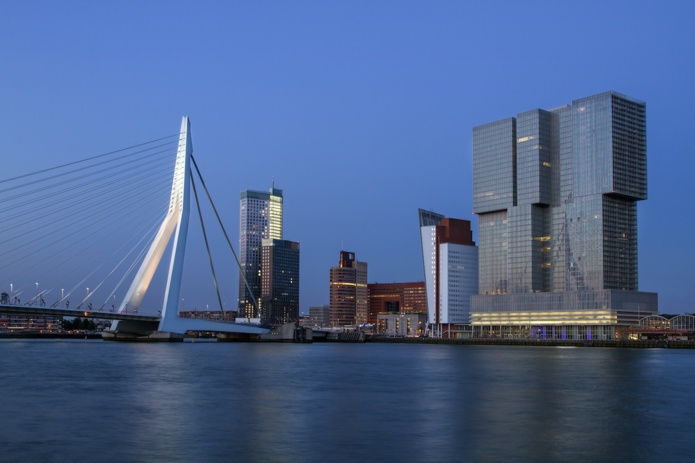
[2,1,695,314]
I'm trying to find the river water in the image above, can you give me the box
[0,340,693,462]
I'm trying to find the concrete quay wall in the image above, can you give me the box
[368,336,695,349]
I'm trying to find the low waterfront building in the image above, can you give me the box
[179,310,235,321]
[308,304,330,327]
[377,312,428,337]
[626,314,695,340]
[0,313,62,332]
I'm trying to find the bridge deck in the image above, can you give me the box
[0,304,270,335]
[0,304,160,322]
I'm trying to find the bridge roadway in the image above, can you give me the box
[0,303,271,336]
[0,304,160,322]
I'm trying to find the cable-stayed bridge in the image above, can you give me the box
[0,117,269,340]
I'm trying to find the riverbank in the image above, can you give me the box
[3,331,694,348]
[0,332,102,340]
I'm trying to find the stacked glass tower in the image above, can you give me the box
[471,91,658,340]
[238,187,283,319]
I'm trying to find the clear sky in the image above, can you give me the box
[2,0,694,314]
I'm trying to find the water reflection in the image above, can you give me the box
[1,341,693,462]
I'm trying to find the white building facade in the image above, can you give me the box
[419,213,478,333]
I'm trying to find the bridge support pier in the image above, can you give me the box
[102,331,184,342]
[102,319,184,342]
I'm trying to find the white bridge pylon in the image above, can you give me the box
[110,117,267,336]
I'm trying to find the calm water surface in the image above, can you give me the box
[0,340,693,462]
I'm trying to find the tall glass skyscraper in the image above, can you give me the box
[471,91,657,340]
[238,187,283,319]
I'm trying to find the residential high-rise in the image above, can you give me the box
[471,91,658,340]
[329,251,368,327]
[238,187,283,318]
[261,239,300,325]
[420,214,478,332]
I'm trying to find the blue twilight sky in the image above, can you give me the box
[1,0,694,314]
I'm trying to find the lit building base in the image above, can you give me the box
[471,324,619,340]
[471,290,658,340]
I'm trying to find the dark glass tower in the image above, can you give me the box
[261,239,300,325]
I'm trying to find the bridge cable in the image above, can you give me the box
[1,136,175,312]
[189,171,225,313]
[0,148,173,212]
[0,134,178,187]
[0,161,172,246]
[190,155,260,316]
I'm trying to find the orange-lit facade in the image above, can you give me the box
[329,251,368,326]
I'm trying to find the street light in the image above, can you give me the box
[61,288,64,300]
[10,283,13,303]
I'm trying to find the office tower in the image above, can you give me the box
[238,187,283,318]
[329,251,368,326]
[366,282,428,325]
[260,239,300,325]
[471,91,658,340]
[420,216,478,332]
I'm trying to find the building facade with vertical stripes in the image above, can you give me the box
[471,92,658,340]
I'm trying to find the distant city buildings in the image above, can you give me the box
[0,313,62,332]
[237,91,658,341]
[419,210,479,336]
[180,310,235,322]
[329,251,368,326]
[308,304,330,327]
[261,239,300,324]
[471,91,658,340]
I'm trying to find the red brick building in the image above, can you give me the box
[366,282,427,325]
